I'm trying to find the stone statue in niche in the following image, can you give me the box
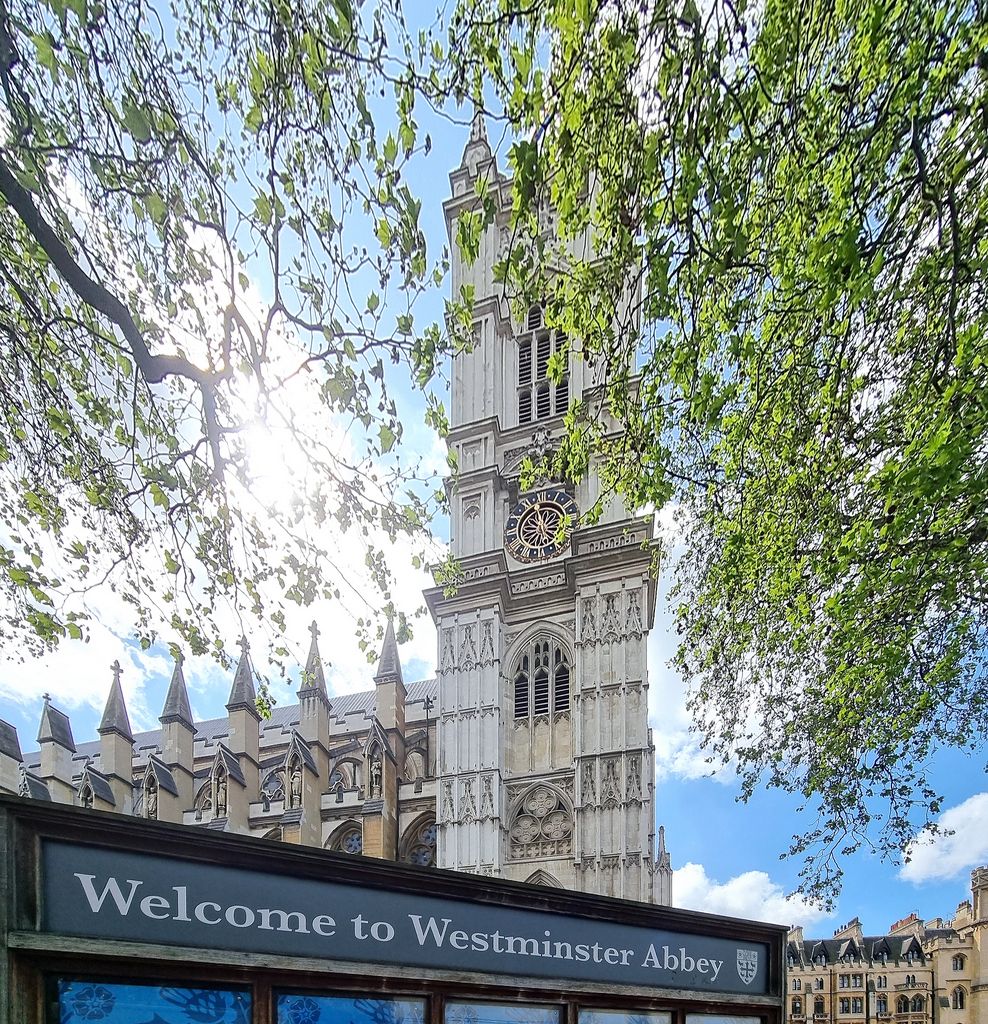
[627,755,642,801]
[480,775,495,819]
[215,773,227,816]
[145,775,158,819]
[583,760,596,804]
[289,764,302,807]
[370,757,382,798]
[81,785,93,809]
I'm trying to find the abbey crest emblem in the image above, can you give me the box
[736,948,758,986]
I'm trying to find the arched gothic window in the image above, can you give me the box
[792,998,802,1016]
[513,636,570,718]
[517,305,568,424]
[330,823,363,855]
[261,769,285,805]
[78,782,94,809]
[876,996,887,1015]
[909,996,924,1014]
[896,998,909,1015]
[952,954,966,971]
[814,998,825,1016]
[399,816,437,867]
[951,988,965,1010]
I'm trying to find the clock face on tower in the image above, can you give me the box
[504,487,579,563]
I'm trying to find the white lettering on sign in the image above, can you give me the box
[63,865,759,994]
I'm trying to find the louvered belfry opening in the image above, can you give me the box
[513,635,571,719]
[517,305,569,424]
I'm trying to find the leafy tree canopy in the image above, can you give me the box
[0,0,453,679]
[447,0,988,904]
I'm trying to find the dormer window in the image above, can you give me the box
[518,305,569,424]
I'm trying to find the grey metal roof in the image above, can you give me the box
[145,754,180,796]
[216,744,247,787]
[37,700,75,751]
[0,719,22,761]
[20,772,51,800]
[286,731,318,775]
[23,678,439,770]
[82,765,116,805]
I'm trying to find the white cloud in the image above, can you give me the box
[674,862,833,928]
[899,792,988,884]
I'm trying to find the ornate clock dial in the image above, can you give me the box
[504,487,578,563]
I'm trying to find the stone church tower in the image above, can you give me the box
[425,113,672,904]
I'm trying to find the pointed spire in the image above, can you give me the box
[459,104,492,171]
[160,651,194,729]
[374,618,403,685]
[226,635,258,713]
[301,620,328,696]
[37,694,76,751]
[98,660,134,741]
[657,824,671,869]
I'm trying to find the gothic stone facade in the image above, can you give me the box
[0,114,674,903]
[786,877,988,1024]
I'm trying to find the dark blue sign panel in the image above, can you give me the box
[42,841,769,995]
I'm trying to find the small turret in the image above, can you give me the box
[158,651,196,817]
[224,637,260,831]
[98,661,134,810]
[655,825,673,906]
[37,694,76,801]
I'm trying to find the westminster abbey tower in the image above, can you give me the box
[0,115,673,905]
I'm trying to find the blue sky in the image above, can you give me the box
[1,12,987,943]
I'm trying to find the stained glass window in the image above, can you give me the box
[55,981,249,1024]
[276,995,425,1024]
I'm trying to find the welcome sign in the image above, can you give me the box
[42,841,769,995]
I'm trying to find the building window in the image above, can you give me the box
[793,999,803,1016]
[877,996,888,1015]
[794,980,802,991]
[952,988,966,1010]
[839,999,850,1015]
[57,980,249,1024]
[909,997,924,1014]
[329,824,362,855]
[814,998,825,1016]
[852,975,863,988]
[840,976,850,989]
[448,1000,560,1024]
[399,815,438,867]
[851,1000,863,1015]
[905,975,916,987]
[279,995,426,1024]
[897,997,910,1015]
[952,954,966,971]
[513,636,571,718]
[517,306,569,424]
[876,976,887,989]
[815,979,825,991]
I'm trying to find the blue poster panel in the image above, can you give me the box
[57,981,250,1024]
